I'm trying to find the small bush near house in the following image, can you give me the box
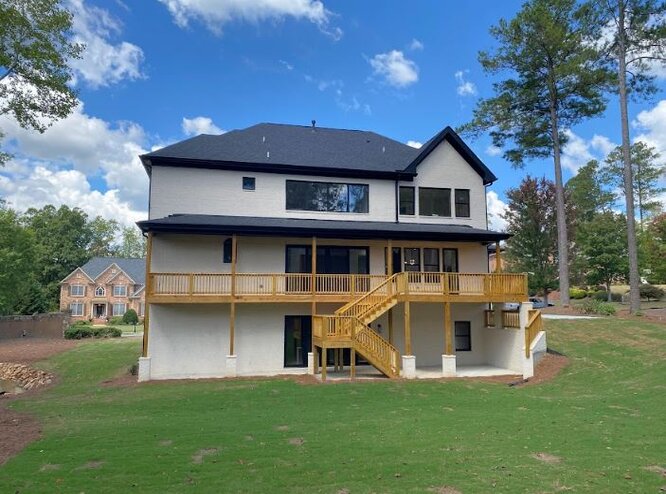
[639,284,665,301]
[122,308,139,325]
[71,320,92,326]
[592,290,609,301]
[579,299,616,316]
[610,292,623,302]
[65,326,122,339]
[108,316,124,325]
[569,287,587,299]
[64,326,94,339]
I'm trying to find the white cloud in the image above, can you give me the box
[182,116,224,136]
[486,190,508,231]
[454,70,477,97]
[561,130,617,174]
[634,100,666,155]
[279,59,294,71]
[68,0,145,88]
[369,50,419,88]
[0,102,149,213]
[407,140,422,149]
[158,0,342,39]
[409,38,424,51]
[0,164,144,228]
[336,96,371,115]
[486,145,502,157]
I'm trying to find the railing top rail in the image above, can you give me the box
[335,272,402,315]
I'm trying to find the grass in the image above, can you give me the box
[1,319,665,493]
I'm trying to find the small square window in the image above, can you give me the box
[243,177,256,191]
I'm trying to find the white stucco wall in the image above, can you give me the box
[398,140,487,229]
[151,234,489,275]
[484,327,524,373]
[149,139,489,229]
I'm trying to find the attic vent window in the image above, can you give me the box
[242,177,256,191]
[111,269,117,274]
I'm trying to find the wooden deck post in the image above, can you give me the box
[229,234,237,355]
[321,346,327,381]
[311,237,317,356]
[387,239,395,344]
[142,232,153,358]
[495,242,502,273]
[404,300,412,355]
[444,301,453,354]
[350,348,356,379]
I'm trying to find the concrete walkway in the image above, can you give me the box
[542,314,598,320]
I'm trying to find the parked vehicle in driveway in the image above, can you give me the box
[529,297,553,308]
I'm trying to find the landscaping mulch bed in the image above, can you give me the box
[0,338,78,365]
[0,407,41,466]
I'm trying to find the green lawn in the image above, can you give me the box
[1,318,665,493]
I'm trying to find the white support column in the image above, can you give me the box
[519,302,534,378]
[402,355,416,379]
[442,354,457,377]
[226,354,238,377]
[307,352,315,375]
[138,356,151,382]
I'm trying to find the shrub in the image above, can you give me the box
[592,290,609,301]
[71,320,92,326]
[610,292,623,302]
[569,287,587,299]
[129,363,139,376]
[579,299,616,316]
[107,316,124,325]
[122,308,139,325]
[92,326,122,338]
[639,284,665,301]
[64,326,93,339]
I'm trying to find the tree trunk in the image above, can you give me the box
[544,291,549,306]
[617,1,641,314]
[549,103,571,307]
[607,282,612,302]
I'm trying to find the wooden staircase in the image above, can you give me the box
[313,273,403,378]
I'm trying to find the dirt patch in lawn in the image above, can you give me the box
[428,486,462,494]
[191,448,219,464]
[0,406,41,466]
[645,465,666,477]
[288,437,305,446]
[532,452,562,464]
[0,338,78,365]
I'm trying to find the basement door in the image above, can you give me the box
[284,316,312,367]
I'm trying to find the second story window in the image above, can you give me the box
[455,189,471,218]
[70,285,85,297]
[95,286,105,297]
[223,238,232,263]
[113,285,127,297]
[286,180,369,213]
[242,177,256,191]
[419,187,451,217]
[399,186,415,215]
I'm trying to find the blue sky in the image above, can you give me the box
[1,0,665,230]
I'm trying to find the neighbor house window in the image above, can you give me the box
[70,285,85,297]
[70,302,84,316]
[139,303,145,317]
[243,177,255,191]
[113,285,127,296]
[455,321,471,351]
[399,186,415,215]
[286,180,369,213]
[112,303,126,316]
[95,286,105,297]
[419,187,451,217]
[455,189,471,218]
[223,238,232,263]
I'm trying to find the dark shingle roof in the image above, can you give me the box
[138,215,510,242]
[144,123,420,176]
[80,257,146,285]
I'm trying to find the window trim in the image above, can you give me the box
[454,321,472,352]
[94,286,105,297]
[454,189,471,218]
[418,187,452,217]
[70,302,84,316]
[285,179,369,213]
[242,176,256,191]
[399,186,415,216]
[113,285,127,297]
[70,284,85,297]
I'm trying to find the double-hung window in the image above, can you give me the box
[455,189,471,217]
[70,285,85,297]
[455,321,471,351]
[70,302,84,316]
[112,303,126,316]
[113,285,127,297]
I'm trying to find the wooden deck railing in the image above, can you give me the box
[483,310,521,328]
[525,309,543,357]
[148,271,528,302]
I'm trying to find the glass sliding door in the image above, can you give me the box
[284,316,312,367]
[285,246,311,292]
[443,248,459,292]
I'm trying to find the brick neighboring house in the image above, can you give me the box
[60,257,146,324]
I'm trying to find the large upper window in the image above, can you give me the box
[286,180,369,213]
[70,285,85,297]
[399,186,415,215]
[419,188,451,217]
[113,285,127,297]
[455,189,471,218]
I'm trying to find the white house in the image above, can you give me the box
[136,122,546,381]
